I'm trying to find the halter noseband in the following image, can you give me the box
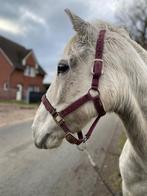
[42,30,106,145]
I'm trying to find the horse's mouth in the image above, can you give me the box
[34,132,64,149]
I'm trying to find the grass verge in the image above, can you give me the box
[0,99,39,108]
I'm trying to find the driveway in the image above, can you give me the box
[0,103,37,127]
[0,113,123,196]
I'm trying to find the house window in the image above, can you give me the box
[24,66,36,77]
[28,86,40,92]
[3,82,8,91]
[34,86,40,92]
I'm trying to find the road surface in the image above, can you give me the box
[0,114,123,196]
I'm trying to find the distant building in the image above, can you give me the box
[0,36,46,101]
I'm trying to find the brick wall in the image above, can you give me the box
[0,50,13,88]
[0,88,16,100]
[10,70,44,90]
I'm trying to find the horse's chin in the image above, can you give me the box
[45,136,63,149]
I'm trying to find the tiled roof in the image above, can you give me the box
[0,36,46,76]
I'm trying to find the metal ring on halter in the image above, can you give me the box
[93,58,103,62]
[88,88,100,98]
[53,112,65,126]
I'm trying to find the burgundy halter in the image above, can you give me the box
[42,30,106,145]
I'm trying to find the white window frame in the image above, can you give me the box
[24,66,36,77]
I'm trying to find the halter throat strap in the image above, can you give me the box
[42,30,106,145]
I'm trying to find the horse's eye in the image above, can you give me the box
[57,64,69,75]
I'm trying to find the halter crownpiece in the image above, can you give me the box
[42,30,106,145]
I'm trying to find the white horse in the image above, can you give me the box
[32,9,147,196]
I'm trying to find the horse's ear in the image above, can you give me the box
[65,9,88,35]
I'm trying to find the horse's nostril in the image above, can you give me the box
[34,133,50,149]
[34,141,42,149]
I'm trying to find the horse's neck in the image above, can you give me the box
[117,88,147,159]
[126,38,147,65]
[127,39,147,119]
[116,40,147,159]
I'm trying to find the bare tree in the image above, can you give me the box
[116,0,147,48]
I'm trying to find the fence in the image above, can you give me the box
[0,88,43,103]
[0,88,17,100]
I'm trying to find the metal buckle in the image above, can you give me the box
[91,58,104,75]
[65,133,78,144]
[91,66,104,75]
[53,113,64,126]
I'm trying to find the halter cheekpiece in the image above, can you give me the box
[42,30,106,145]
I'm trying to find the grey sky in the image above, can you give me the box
[0,0,118,82]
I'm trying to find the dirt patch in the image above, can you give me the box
[0,103,38,127]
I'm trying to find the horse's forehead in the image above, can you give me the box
[64,35,79,55]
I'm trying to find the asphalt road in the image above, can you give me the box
[0,113,123,196]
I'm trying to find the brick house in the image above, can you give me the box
[0,36,46,101]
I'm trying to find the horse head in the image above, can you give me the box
[32,9,123,149]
